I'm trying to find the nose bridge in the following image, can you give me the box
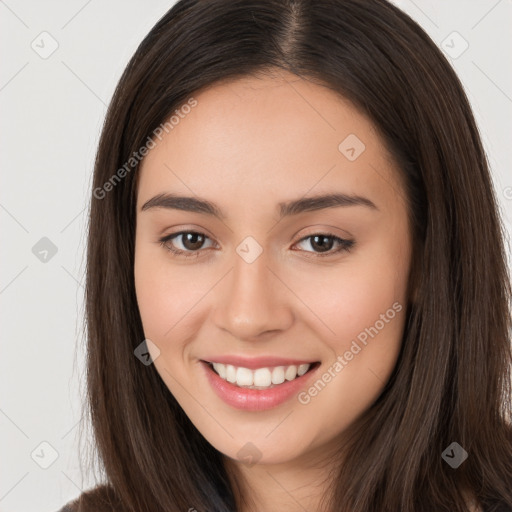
[212,242,293,339]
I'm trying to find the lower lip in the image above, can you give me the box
[201,361,320,411]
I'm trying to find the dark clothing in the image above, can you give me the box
[55,503,512,512]
[56,494,512,512]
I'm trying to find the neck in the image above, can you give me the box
[223,444,339,512]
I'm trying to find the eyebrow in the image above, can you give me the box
[141,192,378,219]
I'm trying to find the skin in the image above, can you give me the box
[134,69,413,512]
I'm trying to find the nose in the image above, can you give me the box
[212,249,294,341]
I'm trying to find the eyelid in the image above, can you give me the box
[158,228,355,260]
[292,223,355,242]
[159,230,217,258]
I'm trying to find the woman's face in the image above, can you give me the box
[134,71,412,467]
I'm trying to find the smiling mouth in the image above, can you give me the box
[203,360,321,389]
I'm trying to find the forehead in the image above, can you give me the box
[137,70,404,215]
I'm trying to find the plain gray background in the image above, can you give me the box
[0,1,511,511]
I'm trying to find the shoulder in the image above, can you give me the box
[56,484,122,512]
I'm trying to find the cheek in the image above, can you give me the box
[290,261,406,441]
[287,234,409,408]
[134,241,213,353]
[134,256,165,338]
[293,247,407,350]
[134,240,181,341]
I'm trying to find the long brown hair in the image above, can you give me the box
[77,1,512,511]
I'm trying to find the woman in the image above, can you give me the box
[58,0,512,510]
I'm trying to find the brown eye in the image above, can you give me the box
[158,231,354,260]
[308,234,335,253]
[293,233,354,257]
[178,232,207,251]
[159,231,215,258]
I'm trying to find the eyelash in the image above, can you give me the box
[158,230,355,259]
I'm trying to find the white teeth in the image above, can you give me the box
[271,366,285,385]
[212,362,226,379]
[298,364,309,376]
[254,368,271,387]
[236,367,254,386]
[226,364,237,383]
[285,365,297,381]
[209,362,313,389]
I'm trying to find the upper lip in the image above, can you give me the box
[201,355,318,369]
